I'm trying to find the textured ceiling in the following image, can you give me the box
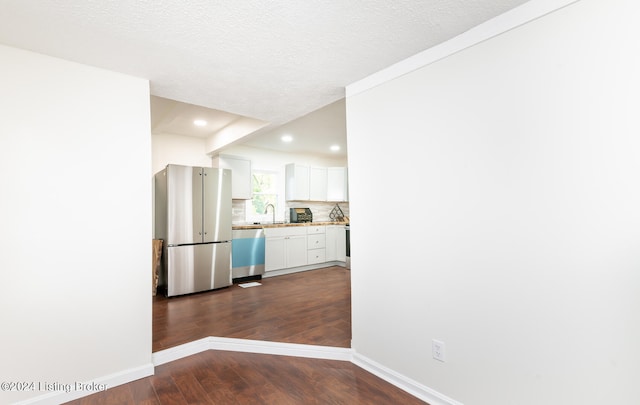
[0,0,530,153]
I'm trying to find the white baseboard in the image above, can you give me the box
[152,337,461,404]
[208,336,352,361]
[351,351,463,405]
[262,262,344,278]
[18,338,461,404]
[14,363,154,405]
[152,337,210,366]
[153,336,351,365]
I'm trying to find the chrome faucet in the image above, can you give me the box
[264,203,275,224]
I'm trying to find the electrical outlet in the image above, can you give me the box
[432,339,446,362]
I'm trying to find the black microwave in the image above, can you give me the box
[290,208,313,223]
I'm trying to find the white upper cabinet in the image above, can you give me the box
[212,154,252,200]
[326,167,348,202]
[309,167,327,201]
[286,163,348,202]
[285,163,310,201]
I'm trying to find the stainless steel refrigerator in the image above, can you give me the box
[154,164,232,297]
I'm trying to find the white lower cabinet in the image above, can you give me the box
[326,225,346,262]
[265,236,285,271]
[307,225,327,264]
[264,224,344,274]
[265,227,307,271]
[307,248,326,264]
[284,235,307,268]
[307,225,326,265]
[336,226,346,261]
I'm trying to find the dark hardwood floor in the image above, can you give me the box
[64,266,428,404]
[153,266,352,351]
[66,349,427,404]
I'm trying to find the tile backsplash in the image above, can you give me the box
[232,200,349,224]
[231,200,249,223]
[288,201,350,222]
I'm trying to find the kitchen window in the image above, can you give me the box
[246,169,279,223]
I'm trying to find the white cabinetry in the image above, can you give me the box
[326,225,346,262]
[286,164,348,202]
[285,164,309,201]
[264,236,286,271]
[264,224,346,276]
[327,167,348,202]
[309,167,327,201]
[264,226,307,271]
[212,155,252,199]
[307,225,326,264]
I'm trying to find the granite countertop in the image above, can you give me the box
[232,221,348,230]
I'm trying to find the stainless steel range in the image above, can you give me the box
[345,224,350,269]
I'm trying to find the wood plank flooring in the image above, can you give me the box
[66,349,427,404]
[65,266,427,404]
[153,266,352,352]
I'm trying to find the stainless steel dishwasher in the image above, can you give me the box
[231,228,265,280]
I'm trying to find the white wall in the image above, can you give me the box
[346,1,640,404]
[152,133,212,174]
[0,45,152,403]
[152,133,347,176]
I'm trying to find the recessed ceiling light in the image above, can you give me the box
[193,119,207,127]
[281,135,293,142]
[330,145,340,151]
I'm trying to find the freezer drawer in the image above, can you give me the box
[165,242,231,297]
